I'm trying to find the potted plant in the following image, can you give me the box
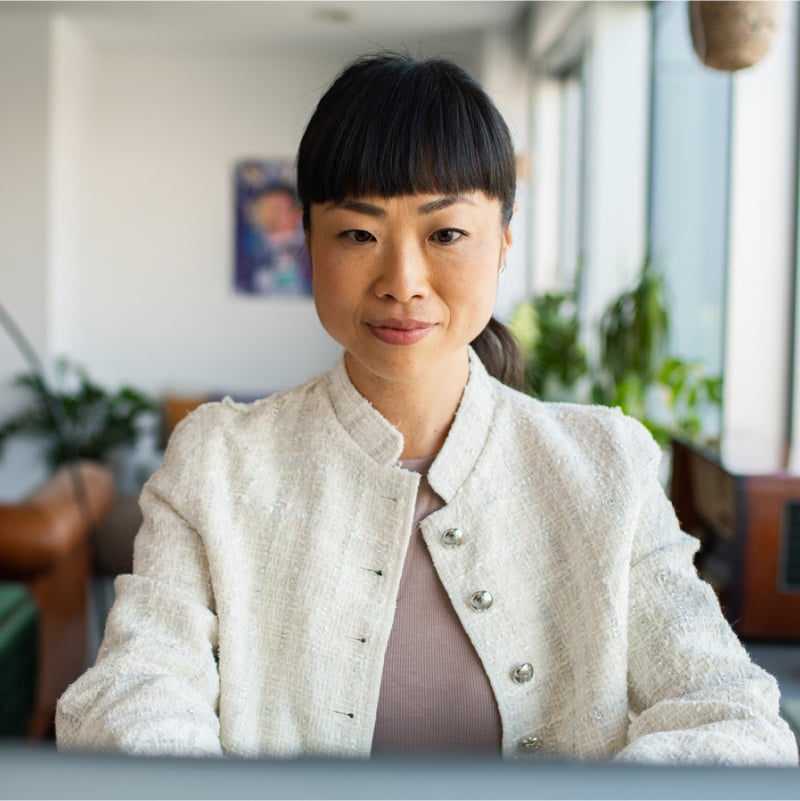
[0,357,157,470]
[509,259,722,450]
[592,259,670,421]
[508,289,589,402]
[592,259,721,447]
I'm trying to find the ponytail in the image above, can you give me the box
[471,317,524,391]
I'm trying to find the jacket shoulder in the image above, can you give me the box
[166,373,325,450]
[148,373,328,502]
[491,382,662,472]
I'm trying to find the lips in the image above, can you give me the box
[367,318,435,346]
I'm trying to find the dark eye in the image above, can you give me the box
[342,229,375,243]
[431,228,465,244]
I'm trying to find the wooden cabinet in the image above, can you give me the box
[671,438,800,640]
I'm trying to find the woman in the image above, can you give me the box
[56,54,798,764]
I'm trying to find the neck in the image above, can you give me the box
[344,350,470,459]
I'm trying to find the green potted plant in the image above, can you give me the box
[508,289,589,402]
[655,356,723,444]
[591,259,721,446]
[509,259,722,449]
[0,357,157,469]
[592,259,670,420]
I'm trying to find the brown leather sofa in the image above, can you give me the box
[0,462,114,737]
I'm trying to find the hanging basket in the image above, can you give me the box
[689,1,778,72]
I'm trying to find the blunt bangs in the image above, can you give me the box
[297,55,516,228]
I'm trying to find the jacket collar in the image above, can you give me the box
[325,348,497,503]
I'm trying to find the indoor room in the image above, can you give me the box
[0,0,798,797]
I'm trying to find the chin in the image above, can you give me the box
[346,345,469,387]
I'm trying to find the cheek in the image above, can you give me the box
[312,272,340,329]
[446,255,498,302]
[313,263,352,306]
[474,282,498,324]
[310,255,366,339]
[444,272,497,337]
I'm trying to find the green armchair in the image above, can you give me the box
[0,583,37,737]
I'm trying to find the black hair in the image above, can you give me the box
[297,52,523,390]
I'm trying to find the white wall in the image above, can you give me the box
[48,16,98,374]
[0,12,50,382]
[0,11,52,498]
[478,25,531,316]
[54,41,346,396]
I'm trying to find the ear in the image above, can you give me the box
[502,202,518,252]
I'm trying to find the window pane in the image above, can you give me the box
[650,0,730,394]
[559,70,584,289]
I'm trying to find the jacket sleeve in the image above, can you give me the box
[615,423,798,765]
[55,415,223,757]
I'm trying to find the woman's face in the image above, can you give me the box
[308,191,512,393]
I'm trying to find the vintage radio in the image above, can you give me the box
[670,437,800,640]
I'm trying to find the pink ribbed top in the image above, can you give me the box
[370,457,502,754]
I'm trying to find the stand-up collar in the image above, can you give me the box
[325,357,405,465]
[427,350,495,502]
[325,349,497,502]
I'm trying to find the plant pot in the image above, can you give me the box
[689,1,778,72]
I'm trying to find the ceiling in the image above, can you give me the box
[28,1,529,49]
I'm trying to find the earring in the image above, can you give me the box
[499,260,508,275]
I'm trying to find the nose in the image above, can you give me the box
[373,242,429,303]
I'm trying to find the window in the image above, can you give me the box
[649,0,730,392]
[557,64,586,291]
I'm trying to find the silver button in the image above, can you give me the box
[518,735,542,752]
[441,527,464,546]
[470,590,493,611]
[512,663,534,684]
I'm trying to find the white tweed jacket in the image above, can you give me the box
[56,353,798,764]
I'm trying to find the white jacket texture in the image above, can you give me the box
[56,353,799,764]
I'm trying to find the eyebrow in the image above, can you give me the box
[417,196,473,214]
[330,200,387,217]
[325,195,474,217]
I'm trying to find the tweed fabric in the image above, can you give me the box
[56,352,799,764]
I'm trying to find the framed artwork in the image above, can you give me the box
[233,159,312,297]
